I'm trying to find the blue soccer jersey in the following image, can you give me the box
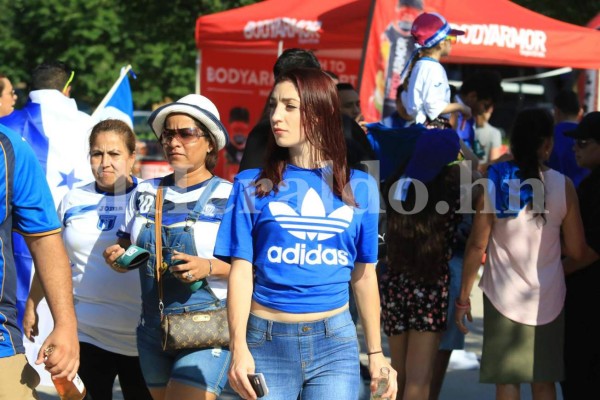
[215,165,380,313]
[0,124,61,357]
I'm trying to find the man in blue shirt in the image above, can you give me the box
[548,89,588,187]
[0,123,79,399]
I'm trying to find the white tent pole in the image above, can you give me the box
[502,67,572,82]
[278,40,283,56]
[196,51,202,94]
[595,69,600,111]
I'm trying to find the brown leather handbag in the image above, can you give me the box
[154,180,230,351]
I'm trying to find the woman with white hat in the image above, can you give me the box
[103,94,232,400]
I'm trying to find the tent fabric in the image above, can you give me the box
[360,0,600,121]
[196,0,370,52]
[432,0,600,69]
[196,0,600,129]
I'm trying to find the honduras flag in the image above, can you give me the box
[0,79,95,334]
[92,65,136,127]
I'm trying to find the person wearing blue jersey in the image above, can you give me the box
[548,89,588,187]
[103,95,233,400]
[23,119,152,399]
[0,123,79,399]
[215,68,397,400]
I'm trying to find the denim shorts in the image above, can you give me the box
[136,320,230,394]
[247,309,360,400]
[439,254,466,350]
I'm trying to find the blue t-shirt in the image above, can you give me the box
[548,121,589,187]
[0,124,60,357]
[214,165,380,313]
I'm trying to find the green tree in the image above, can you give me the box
[0,0,258,111]
[1,0,597,113]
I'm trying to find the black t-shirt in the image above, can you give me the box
[565,167,600,303]
[238,119,270,171]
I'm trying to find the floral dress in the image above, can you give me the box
[379,200,462,336]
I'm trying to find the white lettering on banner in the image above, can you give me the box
[267,243,350,266]
[320,60,347,73]
[207,67,272,86]
[244,18,322,44]
[454,24,547,58]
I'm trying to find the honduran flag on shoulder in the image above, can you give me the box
[92,65,136,128]
[0,84,95,330]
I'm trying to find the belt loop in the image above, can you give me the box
[266,320,273,341]
[324,317,331,337]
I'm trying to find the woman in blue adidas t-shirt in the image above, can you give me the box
[215,69,397,400]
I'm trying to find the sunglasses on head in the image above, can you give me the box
[575,138,596,149]
[445,35,457,44]
[160,127,206,145]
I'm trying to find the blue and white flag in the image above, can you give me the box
[0,78,95,353]
[92,65,136,127]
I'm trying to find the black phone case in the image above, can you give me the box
[248,374,266,397]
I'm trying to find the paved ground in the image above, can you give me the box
[36,277,563,399]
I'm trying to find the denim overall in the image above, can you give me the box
[137,177,225,328]
[134,177,231,391]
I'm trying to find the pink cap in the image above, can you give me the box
[411,12,464,48]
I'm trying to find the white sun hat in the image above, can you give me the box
[148,94,229,151]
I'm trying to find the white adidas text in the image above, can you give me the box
[267,243,349,266]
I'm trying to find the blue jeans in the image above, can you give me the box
[247,309,360,400]
[439,253,466,350]
[137,319,230,394]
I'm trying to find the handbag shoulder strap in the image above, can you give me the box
[155,183,165,315]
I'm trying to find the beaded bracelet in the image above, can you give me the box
[455,299,471,310]
[367,350,383,356]
[207,259,213,276]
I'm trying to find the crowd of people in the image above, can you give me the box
[1,10,599,400]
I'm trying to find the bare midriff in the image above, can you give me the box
[250,301,349,323]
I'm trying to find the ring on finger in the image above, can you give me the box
[185,271,194,280]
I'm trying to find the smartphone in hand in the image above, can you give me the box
[247,373,269,398]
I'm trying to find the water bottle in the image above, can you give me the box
[44,346,87,400]
[370,366,390,400]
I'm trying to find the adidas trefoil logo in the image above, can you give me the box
[267,188,353,266]
[269,188,353,241]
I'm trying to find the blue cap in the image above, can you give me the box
[404,129,460,183]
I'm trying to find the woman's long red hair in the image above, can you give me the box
[256,68,355,206]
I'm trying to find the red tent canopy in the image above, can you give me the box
[196,0,370,180]
[196,0,600,158]
[195,0,369,53]
[429,0,600,69]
